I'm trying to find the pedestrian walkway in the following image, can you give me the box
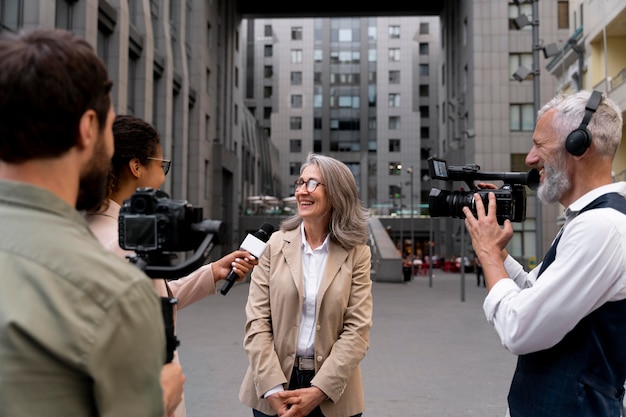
[176,271,516,417]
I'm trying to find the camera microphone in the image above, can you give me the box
[220,222,275,295]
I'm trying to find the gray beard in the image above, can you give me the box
[537,161,570,204]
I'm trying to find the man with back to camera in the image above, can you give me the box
[463,90,626,416]
[0,29,184,416]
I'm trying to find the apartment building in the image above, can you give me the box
[241,17,440,254]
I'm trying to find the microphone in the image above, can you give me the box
[220,222,275,295]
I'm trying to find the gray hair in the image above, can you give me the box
[537,90,623,159]
[281,153,370,249]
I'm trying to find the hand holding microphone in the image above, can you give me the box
[220,222,275,295]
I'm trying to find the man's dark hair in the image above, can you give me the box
[109,115,162,194]
[0,29,113,163]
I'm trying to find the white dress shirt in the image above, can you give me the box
[297,222,330,357]
[484,182,626,356]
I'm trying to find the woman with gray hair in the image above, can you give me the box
[239,153,372,417]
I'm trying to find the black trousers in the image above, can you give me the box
[252,368,363,417]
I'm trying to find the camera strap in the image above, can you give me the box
[537,192,626,278]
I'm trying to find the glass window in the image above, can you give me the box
[291,49,303,63]
[388,162,402,175]
[291,95,303,109]
[389,139,401,152]
[510,103,535,131]
[388,25,400,39]
[419,64,429,76]
[290,139,302,153]
[388,93,400,108]
[419,43,429,55]
[419,22,429,34]
[388,48,400,62]
[389,116,400,130]
[389,70,400,84]
[290,117,302,130]
[290,71,302,85]
[291,26,303,40]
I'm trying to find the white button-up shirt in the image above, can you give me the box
[297,222,329,357]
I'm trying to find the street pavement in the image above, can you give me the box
[176,270,517,417]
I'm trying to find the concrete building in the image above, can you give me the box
[1,0,278,253]
[241,16,440,256]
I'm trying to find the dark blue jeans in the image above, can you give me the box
[252,368,363,417]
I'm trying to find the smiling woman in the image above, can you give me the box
[239,153,372,417]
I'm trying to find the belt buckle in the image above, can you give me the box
[296,356,315,371]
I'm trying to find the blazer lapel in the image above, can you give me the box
[281,227,304,296]
[318,239,348,298]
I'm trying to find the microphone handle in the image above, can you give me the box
[220,270,239,295]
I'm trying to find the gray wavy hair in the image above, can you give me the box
[281,153,370,249]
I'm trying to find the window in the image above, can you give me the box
[290,139,302,153]
[388,48,400,62]
[338,28,352,42]
[264,45,273,57]
[419,43,429,55]
[314,49,323,62]
[291,26,302,40]
[289,162,302,175]
[421,127,429,139]
[291,95,303,109]
[264,65,273,78]
[419,22,429,34]
[509,3,533,30]
[389,70,401,84]
[263,86,272,98]
[388,93,400,108]
[1,0,23,32]
[291,71,302,85]
[264,24,272,37]
[557,0,569,29]
[419,64,429,76]
[388,25,400,39]
[510,103,535,131]
[419,85,429,97]
[509,53,532,80]
[419,105,429,118]
[291,49,303,63]
[263,107,271,119]
[389,116,400,130]
[388,162,402,175]
[290,117,302,130]
[389,139,401,152]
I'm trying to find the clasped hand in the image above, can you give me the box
[268,386,327,417]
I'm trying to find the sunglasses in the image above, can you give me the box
[147,157,172,175]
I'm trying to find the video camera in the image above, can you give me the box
[118,187,225,362]
[427,157,540,224]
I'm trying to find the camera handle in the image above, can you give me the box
[127,255,180,364]
[126,222,221,363]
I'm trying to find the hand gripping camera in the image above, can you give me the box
[427,157,540,224]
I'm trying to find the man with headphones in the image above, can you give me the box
[463,90,626,417]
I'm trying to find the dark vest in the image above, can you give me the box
[508,193,626,417]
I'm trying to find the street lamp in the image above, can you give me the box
[406,166,414,269]
[511,0,559,261]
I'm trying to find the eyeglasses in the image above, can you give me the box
[294,178,325,193]
[147,157,172,175]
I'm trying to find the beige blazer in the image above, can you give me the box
[239,227,373,417]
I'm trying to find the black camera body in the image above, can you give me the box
[119,188,205,253]
[427,157,539,224]
[118,188,225,363]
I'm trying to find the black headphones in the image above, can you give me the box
[565,90,603,156]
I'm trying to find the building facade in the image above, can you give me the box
[1,0,279,251]
[242,16,440,255]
